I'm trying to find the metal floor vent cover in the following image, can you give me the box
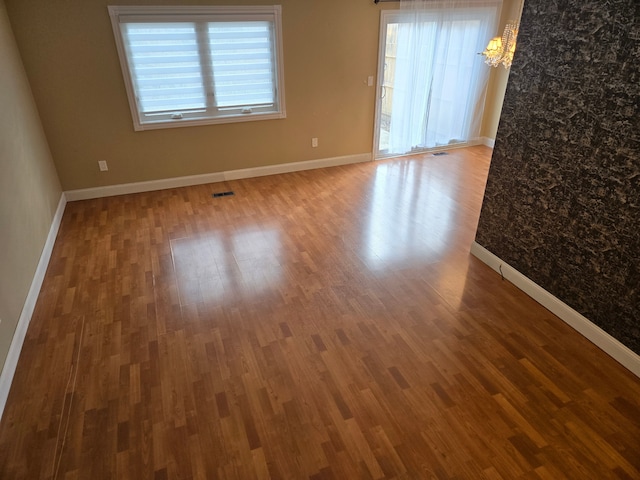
[212,191,235,198]
[433,152,449,156]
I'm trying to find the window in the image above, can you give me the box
[108,5,286,131]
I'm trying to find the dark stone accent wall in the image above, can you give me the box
[475,0,640,353]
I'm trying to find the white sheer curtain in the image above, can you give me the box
[388,0,499,154]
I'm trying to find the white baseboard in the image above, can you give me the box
[464,137,494,148]
[65,153,373,201]
[480,137,495,148]
[470,242,640,378]
[66,171,226,201]
[224,152,371,181]
[0,193,68,419]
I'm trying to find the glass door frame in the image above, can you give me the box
[373,10,405,160]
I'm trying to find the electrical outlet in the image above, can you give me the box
[367,75,374,87]
[98,160,108,172]
[312,137,318,148]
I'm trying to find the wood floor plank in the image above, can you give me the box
[1,146,639,479]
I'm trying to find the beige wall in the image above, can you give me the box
[4,0,388,190]
[481,0,523,139]
[0,0,61,372]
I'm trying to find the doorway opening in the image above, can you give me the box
[374,5,499,159]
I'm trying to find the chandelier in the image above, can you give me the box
[482,21,519,69]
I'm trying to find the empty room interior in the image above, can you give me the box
[1,0,639,478]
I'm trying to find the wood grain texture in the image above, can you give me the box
[1,146,639,479]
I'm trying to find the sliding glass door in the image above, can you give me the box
[374,5,498,158]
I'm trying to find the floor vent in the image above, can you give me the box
[433,152,449,156]
[212,191,235,198]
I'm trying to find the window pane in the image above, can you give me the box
[124,23,207,113]
[208,21,275,108]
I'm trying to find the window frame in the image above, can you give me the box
[108,5,286,131]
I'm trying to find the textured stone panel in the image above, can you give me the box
[476,0,640,353]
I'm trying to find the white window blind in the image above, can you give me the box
[108,6,285,131]
[209,22,275,108]
[124,23,207,114]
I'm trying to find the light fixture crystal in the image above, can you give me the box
[482,21,519,69]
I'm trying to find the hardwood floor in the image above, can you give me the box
[1,146,639,479]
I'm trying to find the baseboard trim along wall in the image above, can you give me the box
[66,152,373,201]
[471,242,640,378]
[0,193,68,419]
[481,137,496,148]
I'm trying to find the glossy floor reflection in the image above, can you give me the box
[365,161,455,269]
[1,146,639,479]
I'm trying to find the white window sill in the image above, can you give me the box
[133,111,287,132]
